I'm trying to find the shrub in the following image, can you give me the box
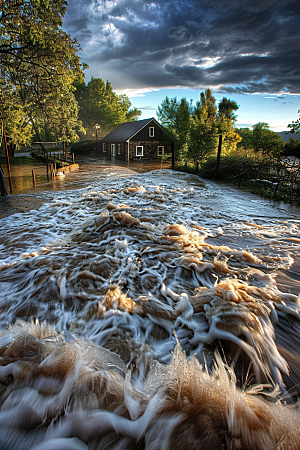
[69,140,95,154]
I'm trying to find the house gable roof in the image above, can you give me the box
[101,118,164,143]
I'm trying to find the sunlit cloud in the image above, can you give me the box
[64,0,300,95]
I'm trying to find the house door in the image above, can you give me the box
[111,144,116,156]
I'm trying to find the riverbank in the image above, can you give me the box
[174,155,300,206]
[0,155,33,165]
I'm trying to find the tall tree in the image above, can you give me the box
[157,91,240,171]
[188,116,218,171]
[252,123,284,159]
[189,89,218,170]
[157,96,179,129]
[0,0,86,149]
[216,98,240,177]
[75,78,141,138]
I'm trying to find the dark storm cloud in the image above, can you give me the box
[63,0,300,93]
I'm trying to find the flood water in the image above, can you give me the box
[0,156,300,449]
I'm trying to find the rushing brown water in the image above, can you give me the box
[0,158,300,449]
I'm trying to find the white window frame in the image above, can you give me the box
[157,146,164,156]
[117,143,121,155]
[111,144,116,156]
[103,143,106,153]
[136,146,143,157]
[149,127,154,137]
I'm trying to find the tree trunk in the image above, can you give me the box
[0,165,9,197]
[31,119,47,154]
[216,134,222,179]
[8,142,16,157]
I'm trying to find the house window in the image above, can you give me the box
[103,143,106,153]
[136,146,143,156]
[117,144,121,155]
[149,127,154,137]
[157,146,164,156]
[111,144,116,156]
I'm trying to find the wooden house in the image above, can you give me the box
[99,118,170,160]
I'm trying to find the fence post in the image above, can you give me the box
[171,141,175,169]
[32,169,36,187]
[273,182,280,199]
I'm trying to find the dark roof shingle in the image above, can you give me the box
[101,118,154,143]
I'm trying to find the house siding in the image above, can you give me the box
[132,120,165,142]
[98,118,170,161]
[129,141,166,160]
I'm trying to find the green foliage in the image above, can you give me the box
[284,138,300,157]
[237,123,284,159]
[157,96,179,129]
[0,79,33,149]
[0,0,87,147]
[288,109,300,134]
[74,78,141,138]
[198,154,258,180]
[252,123,284,158]
[216,98,241,159]
[188,117,218,166]
[157,90,240,172]
[194,89,217,122]
[188,91,219,167]
[236,128,254,153]
[69,139,95,153]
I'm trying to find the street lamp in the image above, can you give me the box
[95,124,100,140]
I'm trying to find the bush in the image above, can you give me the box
[69,140,95,154]
[198,155,259,180]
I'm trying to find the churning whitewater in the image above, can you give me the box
[0,167,300,450]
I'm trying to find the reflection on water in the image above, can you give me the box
[1,154,171,196]
[0,155,171,217]
[0,158,300,449]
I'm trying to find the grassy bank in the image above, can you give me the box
[175,155,300,205]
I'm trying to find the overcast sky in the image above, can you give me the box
[63,0,300,130]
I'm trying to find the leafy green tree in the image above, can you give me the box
[194,89,217,124]
[215,98,240,177]
[0,0,86,149]
[75,78,141,138]
[157,91,240,172]
[252,123,284,159]
[188,116,218,171]
[0,78,33,155]
[157,96,179,129]
[157,92,217,162]
[188,89,218,170]
[284,137,300,158]
[288,110,300,134]
[174,99,191,160]
[236,128,254,154]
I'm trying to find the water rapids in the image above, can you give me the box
[0,167,300,449]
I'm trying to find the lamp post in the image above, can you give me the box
[95,124,100,140]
